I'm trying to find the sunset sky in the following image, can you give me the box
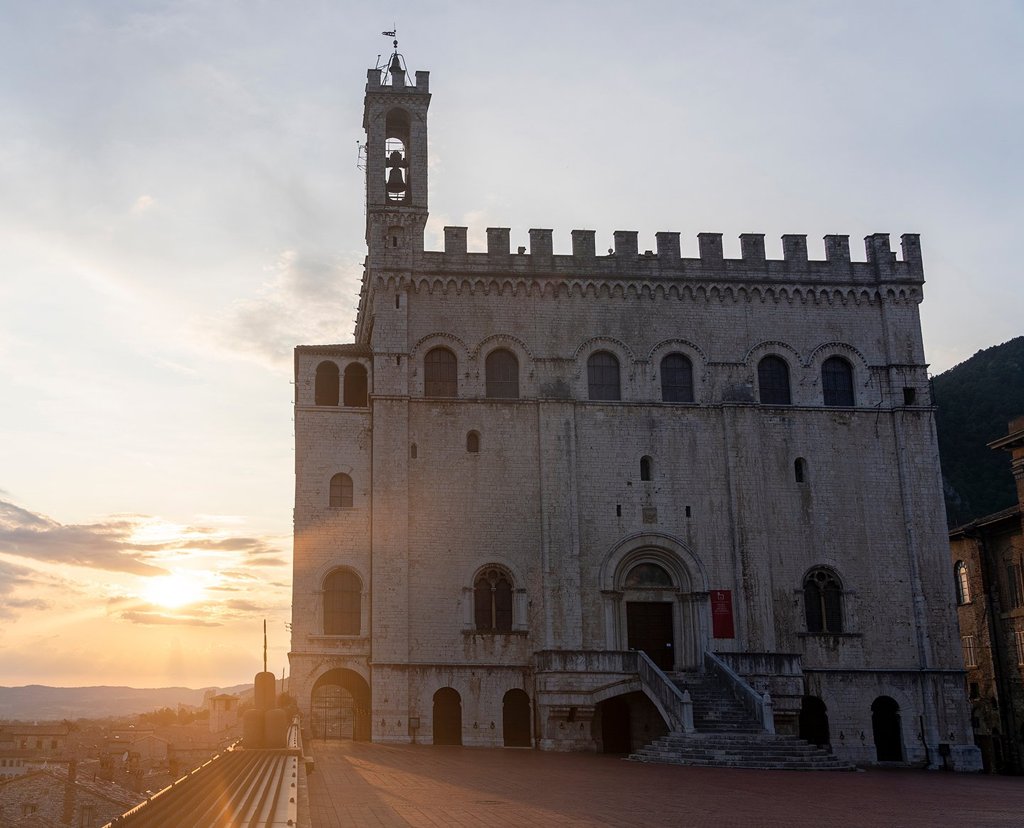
[1,1,1020,689]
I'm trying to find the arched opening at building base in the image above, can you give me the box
[310,668,371,741]
[594,691,668,754]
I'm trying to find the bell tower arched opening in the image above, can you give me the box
[384,109,411,205]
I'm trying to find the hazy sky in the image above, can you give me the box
[0,1,1020,688]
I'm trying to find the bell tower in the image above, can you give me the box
[362,39,430,260]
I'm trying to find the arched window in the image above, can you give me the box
[822,356,855,406]
[474,567,513,632]
[466,431,480,453]
[329,473,353,508]
[323,569,361,635]
[804,568,843,633]
[794,457,808,484]
[660,354,694,403]
[587,351,621,401]
[955,561,971,605]
[758,356,791,405]
[640,455,653,481]
[424,347,457,397]
[343,363,368,407]
[485,349,519,399]
[315,361,340,406]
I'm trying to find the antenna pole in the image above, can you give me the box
[263,619,267,673]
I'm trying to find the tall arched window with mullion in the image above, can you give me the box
[822,356,855,406]
[660,353,694,403]
[323,569,361,635]
[803,568,843,633]
[424,347,457,397]
[758,355,791,405]
[474,568,513,633]
[587,351,621,401]
[485,349,519,399]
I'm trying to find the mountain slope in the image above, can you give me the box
[934,336,1024,527]
[0,683,252,720]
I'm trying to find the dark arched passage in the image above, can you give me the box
[433,687,462,745]
[310,668,370,741]
[871,696,903,761]
[798,695,830,747]
[598,695,631,754]
[502,689,531,747]
[595,691,668,754]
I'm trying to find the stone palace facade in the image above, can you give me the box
[288,49,981,770]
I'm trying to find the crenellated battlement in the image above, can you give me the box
[381,228,924,284]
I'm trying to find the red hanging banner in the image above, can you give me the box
[711,589,735,639]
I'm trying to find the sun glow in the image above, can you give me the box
[141,573,207,608]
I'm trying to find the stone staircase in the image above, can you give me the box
[630,671,854,771]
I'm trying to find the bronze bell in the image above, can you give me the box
[386,167,406,193]
[388,150,405,168]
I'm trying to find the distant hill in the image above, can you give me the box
[0,683,251,721]
[934,336,1024,527]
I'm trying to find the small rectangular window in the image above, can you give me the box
[903,387,916,405]
[1016,630,1024,666]
[962,635,978,668]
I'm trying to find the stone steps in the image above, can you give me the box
[668,670,763,734]
[631,670,854,771]
[631,732,855,771]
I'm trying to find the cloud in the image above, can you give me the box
[121,610,223,627]
[197,249,362,370]
[0,558,34,593]
[223,599,265,613]
[0,499,168,576]
[131,194,155,214]
[0,559,51,620]
[0,500,290,583]
[5,596,49,610]
[184,536,276,554]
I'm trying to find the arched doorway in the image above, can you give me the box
[502,689,531,747]
[433,687,462,745]
[597,696,631,754]
[601,535,708,672]
[624,563,675,670]
[799,696,830,747]
[310,668,370,741]
[871,696,903,761]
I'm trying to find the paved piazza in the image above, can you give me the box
[305,741,1024,827]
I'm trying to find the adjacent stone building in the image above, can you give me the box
[288,47,981,769]
[950,416,1024,772]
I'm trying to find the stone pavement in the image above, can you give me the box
[305,740,1024,827]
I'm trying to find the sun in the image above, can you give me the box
[141,574,207,609]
